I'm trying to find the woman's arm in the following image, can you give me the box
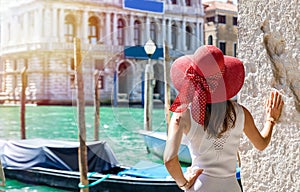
[164,112,188,188]
[164,110,202,190]
[243,91,284,151]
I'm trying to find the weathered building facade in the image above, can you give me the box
[238,0,300,191]
[0,0,205,105]
[203,0,237,56]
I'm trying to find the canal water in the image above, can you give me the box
[0,105,167,191]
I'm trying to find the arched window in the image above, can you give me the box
[186,26,192,50]
[208,35,213,45]
[65,14,76,42]
[118,62,133,95]
[171,24,178,49]
[88,16,99,44]
[150,22,157,43]
[186,0,191,6]
[134,20,141,45]
[117,19,125,45]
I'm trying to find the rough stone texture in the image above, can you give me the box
[238,0,300,191]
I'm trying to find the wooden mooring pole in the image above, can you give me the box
[0,159,5,186]
[144,59,154,131]
[94,70,100,141]
[74,37,89,192]
[20,62,27,140]
[163,41,171,132]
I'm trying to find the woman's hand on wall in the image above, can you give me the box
[265,91,284,123]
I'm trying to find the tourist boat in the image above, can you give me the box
[0,139,184,192]
[139,130,192,164]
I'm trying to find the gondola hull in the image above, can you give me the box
[4,167,181,192]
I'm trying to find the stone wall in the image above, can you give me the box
[238,0,300,191]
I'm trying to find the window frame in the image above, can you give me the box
[233,42,237,57]
[219,41,226,55]
[150,22,157,43]
[186,0,191,6]
[95,59,105,89]
[88,16,100,44]
[65,15,76,43]
[232,16,238,26]
[134,20,141,45]
[218,15,226,24]
[208,35,213,45]
[185,26,192,50]
[70,58,75,89]
[207,16,215,23]
[117,19,125,45]
[171,24,178,49]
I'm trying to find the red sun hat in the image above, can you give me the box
[170,45,245,125]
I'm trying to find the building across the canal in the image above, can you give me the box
[203,0,238,57]
[0,0,205,105]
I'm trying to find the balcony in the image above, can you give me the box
[165,4,204,16]
[70,0,123,7]
[0,42,124,56]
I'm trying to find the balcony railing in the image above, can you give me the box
[0,42,125,55]
[165,4,204,16]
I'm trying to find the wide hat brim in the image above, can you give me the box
[170,46,245,103]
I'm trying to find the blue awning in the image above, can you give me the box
[124,46,164,60]
[123,0,164,14]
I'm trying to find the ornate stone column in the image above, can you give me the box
[182,19,186,51]
[113,13,118,45]
[167,19,172,49]
[199,22,203,46]
[195,21,200,48]
[59,8,65,42]
[129,14,134,46]
[145,16,150,42]
[175,21,180,50]
[12,15,18,44]
[44,8,51,40]
[34,9,42,42]
[52,8,58,41]
[23,12,28,43]
[82,10,89,44]
[105,12,111,45]
[161,17,166,45]
[0,20,5,45]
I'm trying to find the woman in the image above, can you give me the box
[163,45,284,192]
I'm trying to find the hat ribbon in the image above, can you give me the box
[169,66,223,125]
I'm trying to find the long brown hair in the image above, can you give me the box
[204,100,236,138]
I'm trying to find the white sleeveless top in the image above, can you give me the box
[184,102,244,177]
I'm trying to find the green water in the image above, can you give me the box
[0,105,167,191]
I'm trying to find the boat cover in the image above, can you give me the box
[0,139,119,173]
